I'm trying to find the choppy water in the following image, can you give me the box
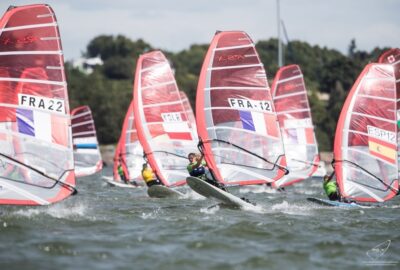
[1,166,399,270]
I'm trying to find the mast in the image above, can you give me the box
[277,0,283,67]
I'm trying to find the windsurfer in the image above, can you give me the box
[187,153,207,179]
[187,153,226,191]
[141,163,162,187]
[323,173,339,201]
[117,162,127,182]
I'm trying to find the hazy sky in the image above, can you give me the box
[1,0,399,60]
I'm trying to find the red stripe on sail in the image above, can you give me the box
[305,128,315,144]
[265,114,279,137]
[167,132,192,140]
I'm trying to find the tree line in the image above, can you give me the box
[66,34,389,151]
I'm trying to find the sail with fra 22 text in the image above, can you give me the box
[0,4,76,205]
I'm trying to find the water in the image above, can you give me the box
[1,166,399,270]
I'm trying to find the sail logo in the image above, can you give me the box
[281,83,303,92]
[18,94,66,115]
[367,125,395,144]
[228,98,272,113]
[387,55,395,63]
[161,112,183,122]
[367,125,396,164]
[0,35,38,46]
[217,54,245,62]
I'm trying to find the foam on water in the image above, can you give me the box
[181,189,205,200]
[12,202,88,220]
[238,185,278,194]
[200,204,220,214]
[140,207,162,219]
[269,200,317,216]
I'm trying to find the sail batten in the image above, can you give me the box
[3,22,58,31]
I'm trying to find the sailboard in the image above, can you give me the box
[112,101,145,186]
[187,176,257,209]
[147,184,184,198]
[271,65,319,188]
[306,197,361,208]
[71,105,102,177]
[195,31,288,187]
[0,4,76,205]
[333,63,399,203]
[133,50,198,187]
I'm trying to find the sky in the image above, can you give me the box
[0,0,399,61]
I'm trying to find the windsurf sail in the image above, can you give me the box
[133,50,198,187]
[113,101,145,183]
[271,65,319,187]
[71,105,102,177]
[333,63,399,203]
[196,31,287,186]
[179,91,198,140]
[0,4,76,205]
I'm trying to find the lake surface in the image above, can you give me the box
[1,166,399,269]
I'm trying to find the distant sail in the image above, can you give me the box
[71,105,102,177]
[196,31,287,186]
[133,51,198,187]
[113,101,145,183]
[333,63,399,203]
[271,65,319,187]
[0,4,76,205]
[179,91,198,140]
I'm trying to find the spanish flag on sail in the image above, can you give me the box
[368,137,396,164]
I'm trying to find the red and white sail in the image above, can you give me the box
[113,101,145,183]
[0,4,76,205]
[271,65,319,187]
[196,31,287,186]
[71,105,102,177]
[133,51,198,187]
[334,63,399,203]
[179,91,198,140]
